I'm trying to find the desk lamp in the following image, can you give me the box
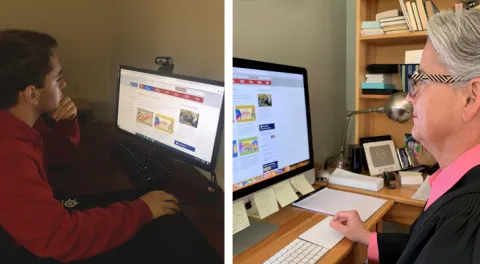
[335,92,413,170]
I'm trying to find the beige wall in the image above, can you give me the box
[112,0,224,84]
[346,0,357,146]
[111,0,225,188]
[0,0,114,105]
[234,0,347,164]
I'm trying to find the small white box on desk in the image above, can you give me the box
[328,168,384,191]
[399,171,424,185]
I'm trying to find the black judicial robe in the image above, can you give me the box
[376,165,480,264]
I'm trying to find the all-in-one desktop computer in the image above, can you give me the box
[232,58,317,255]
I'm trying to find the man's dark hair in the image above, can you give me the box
[0,29,58,110]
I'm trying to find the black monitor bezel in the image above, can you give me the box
[232,57,315,201]
[114,65,225,172]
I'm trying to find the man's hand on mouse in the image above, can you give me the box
[50,95,78,121]
[139,190,181,219]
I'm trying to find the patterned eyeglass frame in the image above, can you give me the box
[408,71,465,97]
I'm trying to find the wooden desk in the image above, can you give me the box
[315,181,425,226]
[47,121,224,260]
[233,197,394,263]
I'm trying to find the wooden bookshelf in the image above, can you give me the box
[359,31,427,45]
[355,0,453,159]
[359,94,390,99]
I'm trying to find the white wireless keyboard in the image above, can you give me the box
[263,239,328,264]
[328,168,384,191]
[264,216,344,264]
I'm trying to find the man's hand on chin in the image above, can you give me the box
[50,95,78,122]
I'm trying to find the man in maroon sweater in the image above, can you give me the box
[0,30,181,262]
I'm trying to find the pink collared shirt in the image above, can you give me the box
[367,144,480,263]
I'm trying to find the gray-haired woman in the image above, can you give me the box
[330,9,480,264]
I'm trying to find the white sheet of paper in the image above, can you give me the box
[299,216,345,249]
[253,188,279,219]
[290,174,315,195]
[411,175,431,201]
[293,187,387,222]
[233,200,250,235]
[273,180,299,207]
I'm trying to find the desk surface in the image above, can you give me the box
[233,195,394,263]
[316,181,425,207]
[47,121,224,259]
[314,175,425,226]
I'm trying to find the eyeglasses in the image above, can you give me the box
[408,71,466,97]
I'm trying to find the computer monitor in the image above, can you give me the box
[232,58,315,254]
[115,65,224,172]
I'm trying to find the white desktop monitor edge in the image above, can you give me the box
[232,168,316,204]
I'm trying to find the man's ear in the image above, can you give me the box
[21,85,40,105]
[462,78,480,122]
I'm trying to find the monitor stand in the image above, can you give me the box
[233,219,279,256]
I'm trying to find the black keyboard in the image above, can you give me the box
[111,140,172,185]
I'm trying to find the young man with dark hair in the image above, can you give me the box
[0,29,181,262]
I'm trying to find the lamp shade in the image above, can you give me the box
[382,92,413,123]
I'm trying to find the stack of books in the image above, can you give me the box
[375,9,408,34]
[398,0,440,32]
[365,73,393,84]
[379,15,409,34]
[360,21,384,36]
[362,64,400,95]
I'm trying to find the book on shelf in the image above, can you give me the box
[365,73,392,78]
[386,29,411,34]
[412,2,423,30]
[405,49,423,64]
[383,24,409,31]
[376,9,402,21]
[361,21,384,36]
[398,0,439,32]
[366,78,392,83]
[380,19,408,27]
[366,64,398,74]
[365,73,393,83]
[361,82,396,89]
[379,16,406,23]
[399,0,415,31]
[399,64,420,93]
[361,29,385,36]
[361,21,381,29]
[405,1,419,31]
[415,0,429,30]
[362,89,401,95]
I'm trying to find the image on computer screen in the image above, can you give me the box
[232,65,311,192]
[116,66,224,169]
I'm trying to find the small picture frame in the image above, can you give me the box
[396,148,411,169]
[363,140,402,176]
[405,148,420,167]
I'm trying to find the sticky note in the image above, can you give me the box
[233,200,250,235]
[253,188,279,219]
[290,174,315,195]
[273,180,299,207]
